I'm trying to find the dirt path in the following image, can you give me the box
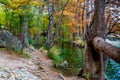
[0,49,85,80]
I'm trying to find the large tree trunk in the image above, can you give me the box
[83,0,106,80]
[83,43,105,80]
[83,0,120,79]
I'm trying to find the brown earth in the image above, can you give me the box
[0,49,85,80]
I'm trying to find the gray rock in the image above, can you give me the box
[0,68,39,80]
[0,30,22,52]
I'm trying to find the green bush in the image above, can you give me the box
[59,46,83,76]
[47,42,84,76]
[0,48,31,59]
[28,38,34,46]
[22,49,31,59]
[48,45,63,66]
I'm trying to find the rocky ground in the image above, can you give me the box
[0,49,85,80]
[0,68,38,80]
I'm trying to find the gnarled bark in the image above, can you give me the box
[93,36,120,63]
[83,0,106,80]
[83,0,120,79]
[83,43,104,80]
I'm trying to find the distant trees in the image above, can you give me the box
[0,0,45,49]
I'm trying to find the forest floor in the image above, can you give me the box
[0,49,85,80]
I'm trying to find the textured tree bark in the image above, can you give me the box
[83,0,120,80]
[83,43,104,80]
[19,5,29,49]
[19,15,29,49]
[46,0,54,50]
[23,16,29,48]
[93,36,120,63]
[83,0,106,80]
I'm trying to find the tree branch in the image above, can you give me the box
[93,36,120,63]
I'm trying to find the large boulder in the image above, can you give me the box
[0,30,22,52]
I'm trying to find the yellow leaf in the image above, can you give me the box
[29,1,45,6]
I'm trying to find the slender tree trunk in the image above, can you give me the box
[19,5,29,49]
[86,0,90,27]
[23,16,29,48]
[19,15,29,49]
[74,0,80,39]
[46,0,54,50]
[81,0,85,40]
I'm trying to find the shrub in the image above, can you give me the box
[48,45,63,66]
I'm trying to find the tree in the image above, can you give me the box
[19,6,29,49]
[46,0,54,50]
[0,0,45,49]
[83,0,120,80]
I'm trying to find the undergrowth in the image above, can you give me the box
[21,49,31,59]
[48,45,63,66]
[0,48,31,59]
[47,43,84,76]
